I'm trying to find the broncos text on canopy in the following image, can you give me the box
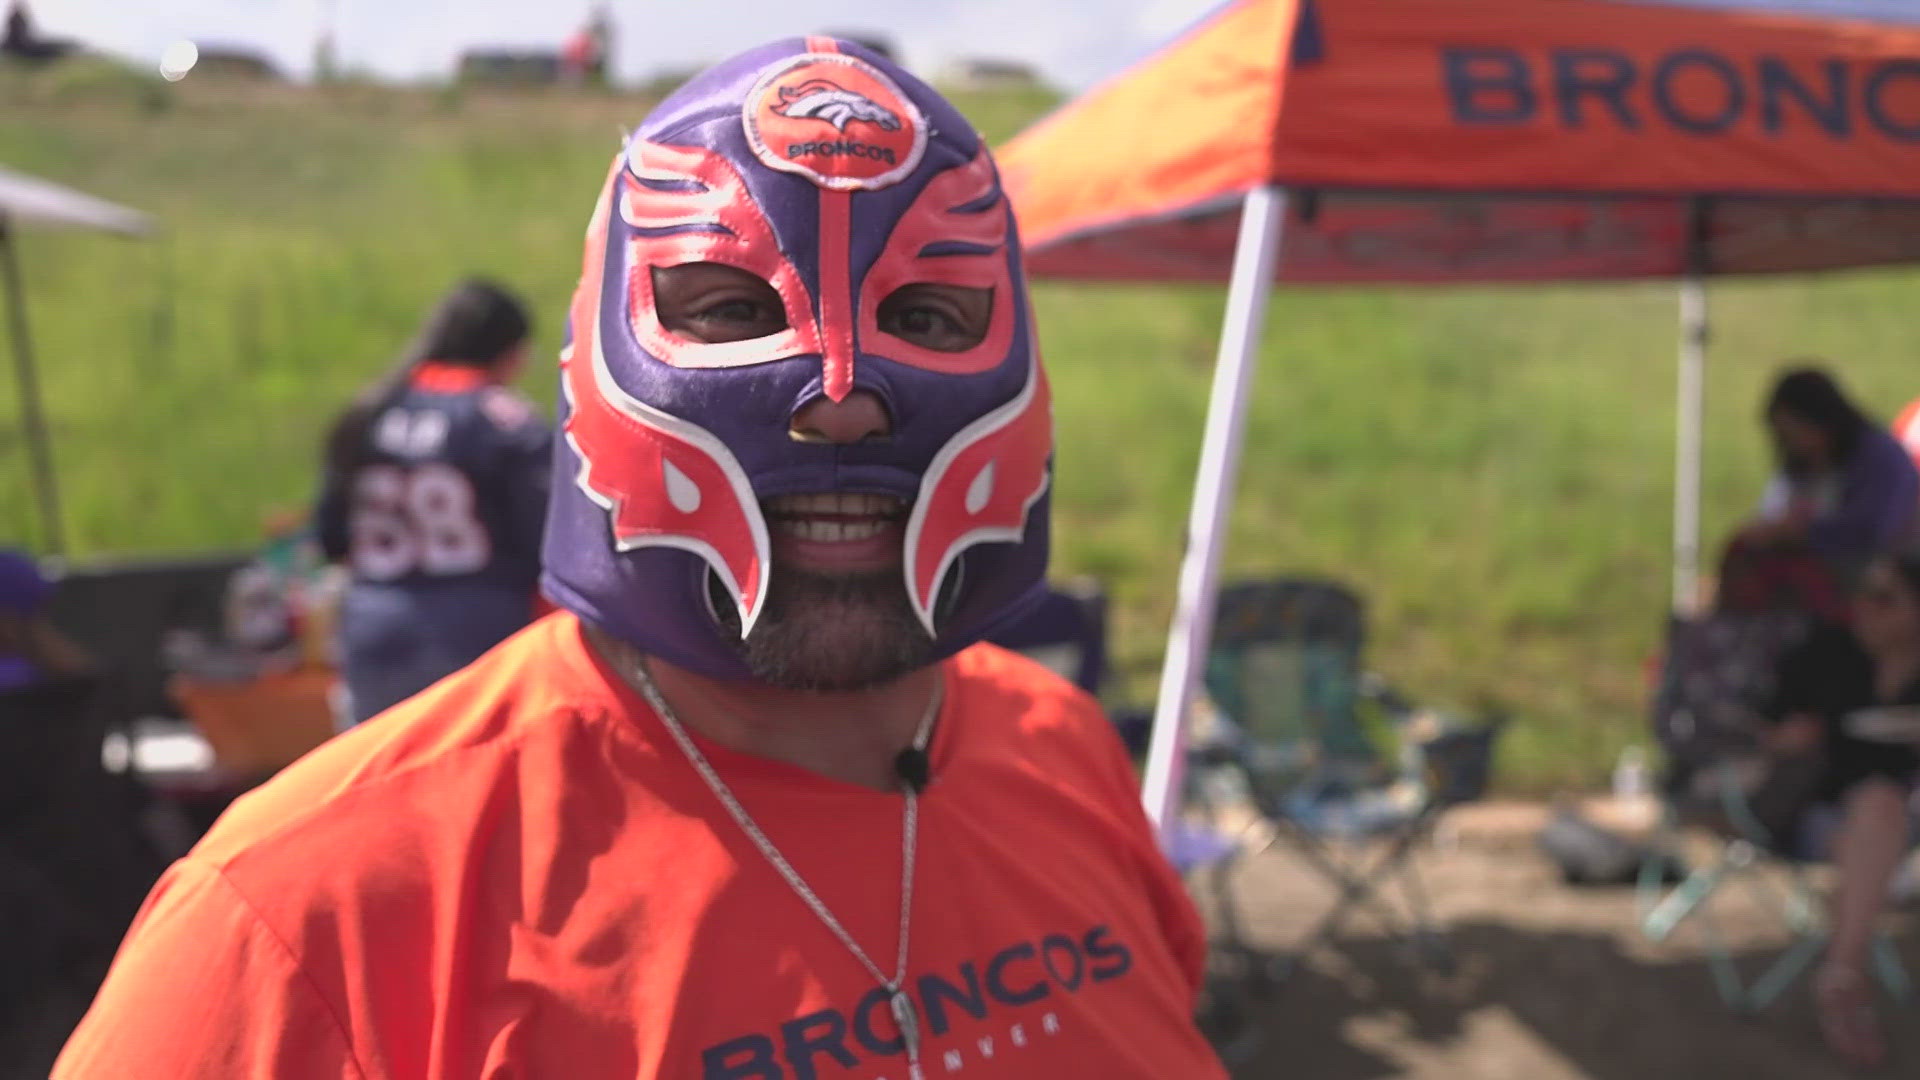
[1443,45,1920,140]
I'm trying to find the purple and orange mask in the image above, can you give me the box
[540,37,1053,679]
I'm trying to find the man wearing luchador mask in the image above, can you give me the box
[57,38,1225,1079]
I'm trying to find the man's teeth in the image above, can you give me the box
[775,518,890,542]
[768,493,904,516]
[766,493,905,544]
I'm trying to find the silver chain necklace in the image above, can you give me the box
[628,656,941,1079]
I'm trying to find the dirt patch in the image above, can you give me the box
[1201,803,1918,1079]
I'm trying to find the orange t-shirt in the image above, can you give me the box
[56,613,1223,1079]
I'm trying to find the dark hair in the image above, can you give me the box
[323,279,531,476]
[1764,365,1870,468]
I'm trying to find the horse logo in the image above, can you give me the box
[745,51,927,191]
[772,79,903,133]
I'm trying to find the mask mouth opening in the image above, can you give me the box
[933,556,964,630]
[761,492,907,544]
[697,496,963,643]
[703,565,734,634]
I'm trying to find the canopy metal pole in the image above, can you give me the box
[1672,201,1709,616]
[0,214,63,556]
[1141,183,1289,833]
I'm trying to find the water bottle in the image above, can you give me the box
[1613,745,1651,801]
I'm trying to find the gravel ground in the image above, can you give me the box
[1203,800,1919,1079]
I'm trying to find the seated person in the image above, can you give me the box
[1721,368,1919,618]
[1764,550,1920,1071]
[0,549,88,690]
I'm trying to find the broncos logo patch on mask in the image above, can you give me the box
[745,51,927,191]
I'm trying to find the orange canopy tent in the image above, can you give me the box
[997,0,1920,829]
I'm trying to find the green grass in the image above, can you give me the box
[3,67,1917,789]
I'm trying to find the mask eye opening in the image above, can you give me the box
[652,262,790,345]
[875,282,992,353]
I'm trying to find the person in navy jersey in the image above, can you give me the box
[314,279,551,724]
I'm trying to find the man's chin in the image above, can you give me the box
[724,567,935,690]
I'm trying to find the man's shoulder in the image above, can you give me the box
[952,640,1098,709]
[949,641,1121,754]
[191,614,607,875]
[947,642,1149,828]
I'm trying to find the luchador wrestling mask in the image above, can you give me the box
[539,37,1052,680]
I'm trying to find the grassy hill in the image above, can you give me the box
[4,64,1918,787]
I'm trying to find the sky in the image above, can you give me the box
[32,0,1223,89]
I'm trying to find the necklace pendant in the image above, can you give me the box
[888,987,922,1062]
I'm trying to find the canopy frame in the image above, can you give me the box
[0,169,152,556]
[1673,199,1711,616]
[1142,184,1290,831]
[0,213,62,555]
[1139,187,1721,832]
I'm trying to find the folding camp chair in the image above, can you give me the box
[1196,578,1501,978]
[1639,612,1914,1013]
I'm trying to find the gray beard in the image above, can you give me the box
[715,567,936,690]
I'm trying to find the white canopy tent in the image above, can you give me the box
[0,166,152,555]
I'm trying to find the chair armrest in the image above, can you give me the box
[1359,671,1417,720]
[1414,718,1506,806]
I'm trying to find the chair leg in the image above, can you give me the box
[1659,841,1765,1012]
[1377,813,1449,965]
[1280,827,1404,930]
[1766,862,1822,934]
[1276,836,1392,971]
[1692,884,1751,1012]
[1645,854,1735,943]
[1634,819,1904,1016]
[1278,816,1447,974]
[1870,932,1911,1003]
[1652,841,1902,1015]
[1738,880,1916,1011]
[1636,848,1681,922]
[1744,931,1828,1012]
[1393,846,1452,971]
[1730,860,1833,1012]
[1636,816,1691,923]
[1280,838,1372,969]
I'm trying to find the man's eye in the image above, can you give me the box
[877,284,991,353]
[697,299,774,326]
[894,306,958,337]
[653,263,789,344]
